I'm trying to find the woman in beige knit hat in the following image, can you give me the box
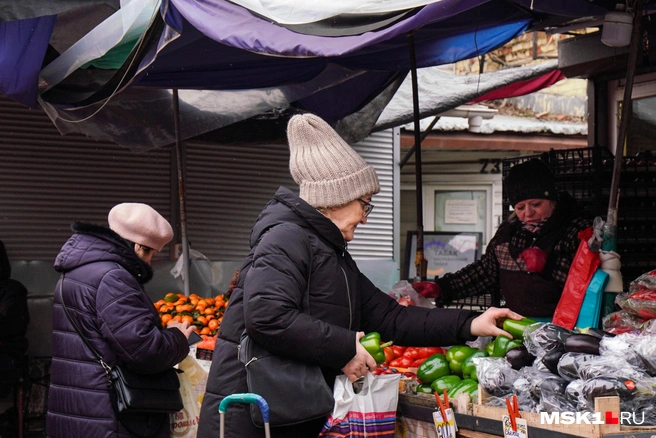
[48,203,195,438]
[198,114,522,438]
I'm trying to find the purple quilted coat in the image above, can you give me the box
[46,222,189,438]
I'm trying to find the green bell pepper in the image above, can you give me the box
[485,341,495,356]
[447,378,479,399]
[416,353,450,384]
[492,335,512,357]
[416,383,434,394]
[430,375,462,394]
[502,318,537,340]
[445,345,468,362]
[461,350,489,382]
[447,346,478,377]
[506,339,523,351]
[359,332,393,364]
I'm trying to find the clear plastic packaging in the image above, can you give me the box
[602,309,648,334]
[524,323,572,359]
[477,357,519,397]
[556,352,597,381]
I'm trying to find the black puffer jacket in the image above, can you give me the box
[198,187,477,438]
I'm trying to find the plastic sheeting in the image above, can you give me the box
[0,16,55,108]
[225,0,441,25]
[40,0,160,91]
[375,60,560,131]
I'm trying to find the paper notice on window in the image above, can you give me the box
[444,200,478,224]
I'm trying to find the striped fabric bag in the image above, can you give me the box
[318,373,400,438]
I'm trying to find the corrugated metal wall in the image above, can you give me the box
[1,93,397,264]
[184,129,397,261]
[349,129,396,259]
[183,141,296,260]
[0,96,172,261]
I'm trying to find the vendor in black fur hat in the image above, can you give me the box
[414,158,592,318]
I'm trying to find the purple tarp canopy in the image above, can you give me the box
[0,0,613,148]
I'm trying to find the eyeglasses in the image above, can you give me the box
[357,199,374,217]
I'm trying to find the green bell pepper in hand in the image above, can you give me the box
[359,332,393,364]
[417,353,450,383]
[502,318,537,340]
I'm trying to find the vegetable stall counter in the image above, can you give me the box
[396,392,656,438]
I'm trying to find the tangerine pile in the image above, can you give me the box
[154,292,228,335]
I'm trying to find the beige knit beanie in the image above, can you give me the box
[288,114,380,208]
[108,203,174,252]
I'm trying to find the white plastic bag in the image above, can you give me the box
[169,371,200,438]
[170,249,209,281]
[389,280,434,308]
[318,373,401,437]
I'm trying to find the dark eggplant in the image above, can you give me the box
[479,366,519,397]
[529,375,568,400]
[565,379,584,406]
[505,346,536,370]
[581,377,638,403]
[634,349,656,377]
[540,393,576,413]
[526,323,572,354]
[578,327,616,339]
[541,347,566,376]
[557,352,597,381]
[564,334,601,355]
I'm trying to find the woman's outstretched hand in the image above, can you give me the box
[341,332,378,382]
[470,307,523,339]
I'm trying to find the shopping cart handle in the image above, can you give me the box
[219,393,270,423]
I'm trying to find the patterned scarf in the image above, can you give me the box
[521,217,549,233]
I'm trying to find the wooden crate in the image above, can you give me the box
[473,386,656,438]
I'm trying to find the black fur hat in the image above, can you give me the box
[504,159,558,207]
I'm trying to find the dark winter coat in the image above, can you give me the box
[0,240,29,356]
[197,187,478,438]
[437,192,592,317]
[46,223,189,438]
[0,240,29,397]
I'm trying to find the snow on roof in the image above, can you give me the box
[404,114,588,136]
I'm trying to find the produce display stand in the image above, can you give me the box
[396,388,656,438]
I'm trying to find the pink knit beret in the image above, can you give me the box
[108,203,174,252]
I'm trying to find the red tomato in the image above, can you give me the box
[397,296,416,307]
[384,346,395,364]
[411,358,428,367]
[403,347,421,359]
[392,346,407,358]
[417,346,446,358]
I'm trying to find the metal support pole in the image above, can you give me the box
[606,0,645,250]
[399,116,440,169]
[172,89,191,296]
[408,32,427,281]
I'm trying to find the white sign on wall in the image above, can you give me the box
[444,200,478,224]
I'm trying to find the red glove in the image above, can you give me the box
[519,247,548,273]
[412,281,442,299]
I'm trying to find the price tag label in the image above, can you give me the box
[502,415,528,438]
[433,407,457,438]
